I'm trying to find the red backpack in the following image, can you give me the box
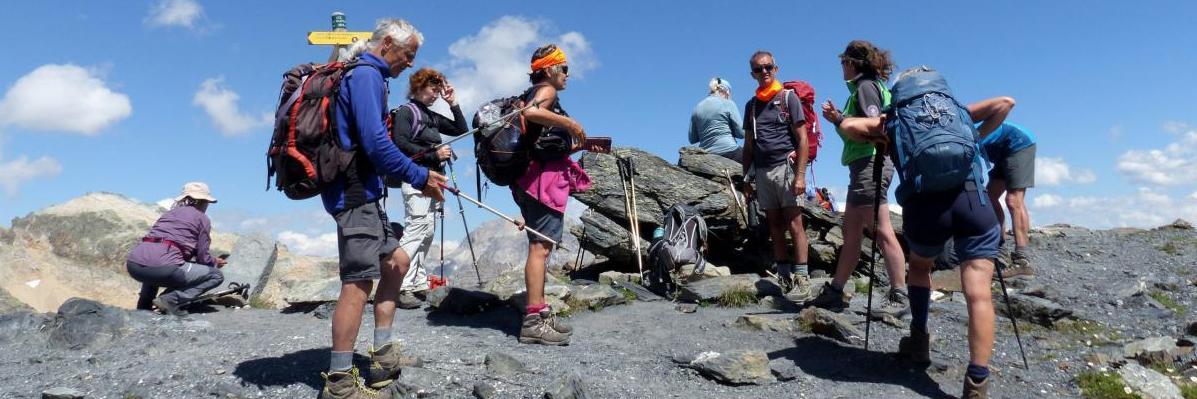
[780,81,822,164]
[266,61,363,200]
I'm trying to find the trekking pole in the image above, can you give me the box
[994,258,1030,369]
[574,224,587,272]
[724,169,748,224]
[437,184,561,248]
[408,99,545,161]
[446,160,483,286]
[622,157,645,276]
[438,201,446,281]
[864,147,885,350]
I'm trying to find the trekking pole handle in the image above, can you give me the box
[438,183,560,247]
[411,99,546,160]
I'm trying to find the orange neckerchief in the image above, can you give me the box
[755,80,782,102]
[530,47,567,72]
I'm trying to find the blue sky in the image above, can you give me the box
[2,1,1196,257]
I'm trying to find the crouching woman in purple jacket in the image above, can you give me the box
[125,182,227,315]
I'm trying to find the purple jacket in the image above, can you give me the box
[127,206,216,267]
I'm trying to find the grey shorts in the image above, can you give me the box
[754,161,805,211]
[990,144,1036,189]
[846,155,894,207]
[334,202,401,282]
[512,189,564,244]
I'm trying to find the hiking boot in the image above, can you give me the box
[870,288,911,319]
[518,312,570,346]
[320,367,384,399]
[152,296,187,317]
[396,291,423,310]
[1003,251,1035,277]
[775,263,794,292]
[806,282,848,312]
[366,342,405,389]
[540,307,573,335]
[898,329,931,365]
[962,374,989,399]
[784,274,813,303]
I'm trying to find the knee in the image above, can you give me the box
[210,269,224,285]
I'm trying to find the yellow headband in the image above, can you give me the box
[530,47,567,72]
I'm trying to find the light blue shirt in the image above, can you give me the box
[688,95,743,155]
[979,122,1037,160]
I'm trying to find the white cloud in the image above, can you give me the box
[1190,191,1197,201]
[146,0,203,29]
[435,16,598,115]
[1035,157,1097,186]
[278,230,338,258]
[1032,188,1197,229]
[0,154,62,195]
[1116,124,1197,186]
[1032,194,1062,208]
[0,64,132,135]
[193,77,270,136]
[239,218,268,230]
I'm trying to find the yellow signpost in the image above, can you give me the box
[306,31,372,46]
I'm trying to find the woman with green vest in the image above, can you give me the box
[807,40,908,316]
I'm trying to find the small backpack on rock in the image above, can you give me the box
[645,203,708,295]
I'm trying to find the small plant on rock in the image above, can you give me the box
[1075,371,1140,399]
[716,285,757,307]
[1147,290,1187,314]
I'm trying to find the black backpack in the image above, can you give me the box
[645,204,709,295]
[472,93,531,189]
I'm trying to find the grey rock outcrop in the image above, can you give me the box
[485,352,527,376]
[41,387,86,399]
[544,372,590,399]
[997,293,1074,327]
[47,298,129,350]
[681,350,776,385]
[1117,363,1182,399]
[799,307,864,345]
[220,234,276,299]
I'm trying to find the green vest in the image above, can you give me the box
[835,78,892,165]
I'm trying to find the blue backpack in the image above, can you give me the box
[885,66,986,202]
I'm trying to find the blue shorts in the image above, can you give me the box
[902,187,1000,262]
[512,189,564,244]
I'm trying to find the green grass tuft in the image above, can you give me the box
[1075,371,1140,399]
[1148,290,1187,314]
[716,285,758,307]
[1180,384,1197,399]
[620,287,637,302]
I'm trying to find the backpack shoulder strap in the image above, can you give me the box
[402,103,423,139]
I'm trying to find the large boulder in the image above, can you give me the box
[677,147,744,183]
[220,234,277,299]
[47,298,129,350]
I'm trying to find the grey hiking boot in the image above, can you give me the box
[897,329,931,365]
[518,312,570,346]
[806,282,848,312]
[321,367,385,399]
[539,307,573,335]
[774,263,795,292]
[152,296,187,317]
[397,291,423,310]
[870,288,911,318]
[962,374,989,399]
[784,274,813,303]
[367,342,417,389]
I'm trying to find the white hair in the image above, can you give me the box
[708,77,730,97]
[343,18,424,61]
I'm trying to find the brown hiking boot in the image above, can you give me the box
[320,368,384,399]
[1003,251,1035,277]
[897,329,931,365]
[152,296,187,317]
[367,342,420,388]
[962,374,989,399]
[518,312,570,346]
[540,307,573,335]
[806,282,848,312]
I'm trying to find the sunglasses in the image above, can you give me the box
[555,65,570,75]
[751,64,775,74]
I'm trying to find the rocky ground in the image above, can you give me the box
[1,220,1195,398]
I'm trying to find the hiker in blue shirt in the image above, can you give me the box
[318,18,448,399]
[969,97,1035,276]
[688,77,744,162]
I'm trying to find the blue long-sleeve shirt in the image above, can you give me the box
[688,95,744,155]
[321,53,429,214]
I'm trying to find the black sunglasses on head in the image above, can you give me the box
[556,65,570,75]
[751,64,775,74]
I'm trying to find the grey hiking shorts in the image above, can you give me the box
[754,161,805,211]
[334,201,401,282]
[989,144,1036,190]
[846,155,895,207]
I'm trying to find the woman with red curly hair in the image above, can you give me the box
[387,67,469,309]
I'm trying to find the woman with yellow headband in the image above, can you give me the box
[511,43,591,346]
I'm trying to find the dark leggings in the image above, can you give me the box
[127,260,224,309]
